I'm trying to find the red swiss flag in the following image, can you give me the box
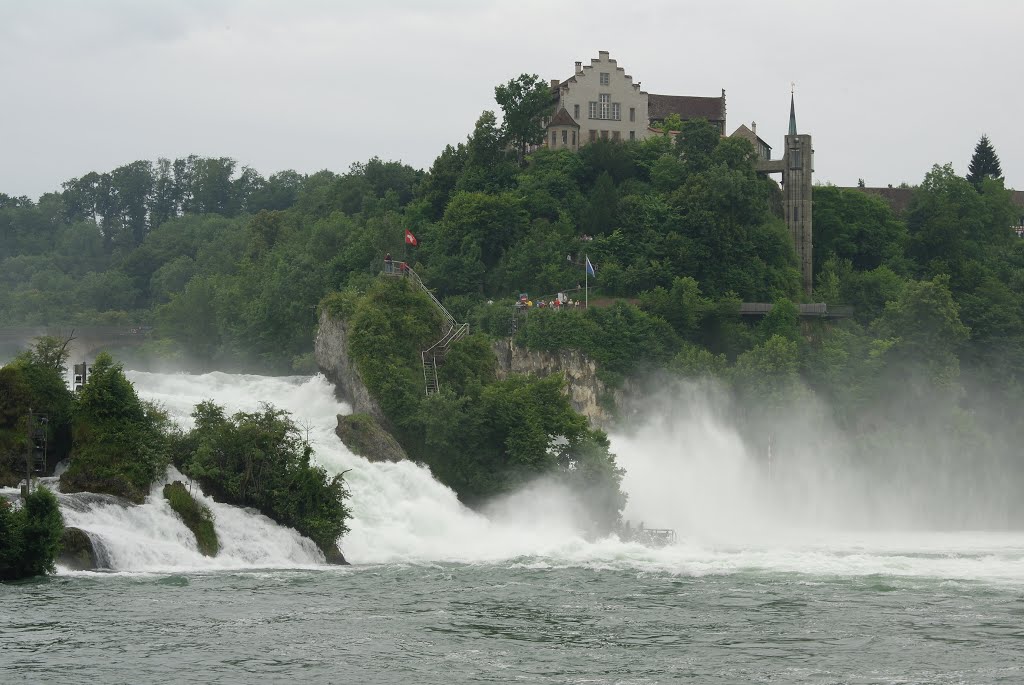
[405,229,418,246]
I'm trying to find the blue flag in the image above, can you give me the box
[586,256,596,277]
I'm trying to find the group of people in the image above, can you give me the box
[515,296,580,310]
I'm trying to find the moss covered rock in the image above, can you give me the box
[57,527,101,571]
[324,544,350,565]
[163,481,218,557]
[335,413,407,463]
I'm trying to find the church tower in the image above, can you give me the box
[783,93,813,295]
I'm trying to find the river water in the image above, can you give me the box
[2,371,1023,683]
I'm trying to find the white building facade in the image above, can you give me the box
[549,51,649,146]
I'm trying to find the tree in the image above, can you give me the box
[0,487,64,580]
[676,118,720,175]
[61,352,172,502]
[494,74,552,163]
[813,185,907,273]
[966,134,1002,189]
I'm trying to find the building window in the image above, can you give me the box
[551,131,557,147]
[589,130,597,142]
[599,94,610,119]
[612,131,620,142]
[629,107,635,122]
[588,101,597,119]
[574,104,580,120]
[600,72,609,86]
[601,130,609,140]
[562,130,567,144]
[611,103,620,121]
[790,149,802,169]
[793,206,800,222]
[572,131,576,146]
[629,130,635,141]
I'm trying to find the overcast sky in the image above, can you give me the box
[1,0,1020,200]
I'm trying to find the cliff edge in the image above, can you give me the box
[314,309,387,425]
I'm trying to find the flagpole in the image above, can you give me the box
[585,254,588,309]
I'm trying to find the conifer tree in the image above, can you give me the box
[967,134,1003,189]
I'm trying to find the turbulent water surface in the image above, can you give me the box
[2,371,1023,683]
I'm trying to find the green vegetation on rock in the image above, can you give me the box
[0,487,64,581]
[331,278,626,532]
[173,401,350,562]
[163,481,219,557]
[0,337,76,486]
[61,352,172,503]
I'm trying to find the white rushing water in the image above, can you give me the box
[49,370,1024,583]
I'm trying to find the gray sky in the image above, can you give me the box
[1,0,1020,200]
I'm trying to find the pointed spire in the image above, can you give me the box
[788,83,797,136]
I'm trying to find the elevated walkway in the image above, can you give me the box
[739,302,853,319]
[383,261,468,396]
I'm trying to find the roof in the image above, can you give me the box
[647,93,725,122]
[849,187,915,213]
[730,124,771,151]
[547,108,580,129]
[852,187,1024,215]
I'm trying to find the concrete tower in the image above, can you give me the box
[784,93,813,295]
[755,91,814,295]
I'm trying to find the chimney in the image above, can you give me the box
[550,79,560,90]
[752,121,757,134]
[575,61,582,74]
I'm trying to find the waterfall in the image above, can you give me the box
[57,469,325,572]
[50,371,591,572]
[39,370,1024,581]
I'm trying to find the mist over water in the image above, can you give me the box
[614,377,1024,537]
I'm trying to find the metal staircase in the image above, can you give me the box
[384,261,469,396]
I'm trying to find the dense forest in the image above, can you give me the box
[2,84,1023,522]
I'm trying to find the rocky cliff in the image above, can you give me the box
[316,308,629,432]
[314,310,386,425]
[492,340,627,429]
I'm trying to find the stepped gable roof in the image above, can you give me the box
[547,108,580,129]
[648,93,725,122]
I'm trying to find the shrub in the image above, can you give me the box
[61,352,172,503]
[176,402,350,558]
[163,481,218,557]
[0,487,64,581]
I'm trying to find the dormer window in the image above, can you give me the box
[600,72,609,86]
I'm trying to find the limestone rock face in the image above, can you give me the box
[314,310,386,424]
[492,340,623,428]
[335,413,408,463]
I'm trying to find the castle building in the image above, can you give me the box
[546,51,814,294]
[545,51,726,149]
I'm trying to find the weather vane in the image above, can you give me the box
[791,81,795,95]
